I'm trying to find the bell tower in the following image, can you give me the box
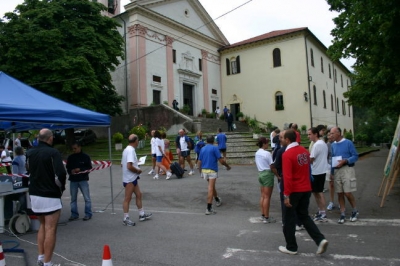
[96,0,121,16]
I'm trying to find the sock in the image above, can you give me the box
[44,262,52,266]
[265,216,269,219]
[261,214,265,217]
[38,254,44,262]
[207,203,212,210]
[138,208,144,216]
[341,212,346,216]
[124,213,129,219]
[320,211,326,216]
[214,196,220,202]
[352,208,358,213]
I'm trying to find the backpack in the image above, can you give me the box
[194,140,205,153]
[188,137,195,150]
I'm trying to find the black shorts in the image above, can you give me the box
[35,209,61,216]
[181,150,190,158]
[311,173,326,193]
[219,149,226,153]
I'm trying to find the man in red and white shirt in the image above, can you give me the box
[278,130,328,255]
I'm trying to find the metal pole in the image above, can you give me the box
[108,127,115,214]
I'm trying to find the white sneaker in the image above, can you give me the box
[278,246,297,255]
[316,239,329,254]
[148,169,155,175]
[166,172,172,180]
[188,170,194,175]
[153,175,159,179]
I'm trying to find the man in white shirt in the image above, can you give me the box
[148,130,157,175]
[178,129,194,175]
[307,127,329,222]
[122,134,152,226]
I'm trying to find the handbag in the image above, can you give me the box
[232,123,237,130]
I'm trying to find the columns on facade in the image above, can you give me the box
[128,24,147,107]
[165,36,175,106]
[201,49,210,112]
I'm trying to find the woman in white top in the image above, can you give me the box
[255,137,276,224]
[153,130,172,180]
[0,144,12,174]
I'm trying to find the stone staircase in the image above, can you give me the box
[192,116,250,133]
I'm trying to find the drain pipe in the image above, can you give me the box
[115,14,129,114]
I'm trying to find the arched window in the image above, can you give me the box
[334,69,337,83]
[313,85,317,105]
[275,91,284,111]
[321,57,324,73]
[323,90,326,108]
[328,64,331,79]
[273,48,281,67]
[310,48,314,67]
[342,100,346,115]
[341,74,343,87]
[331,95,334,111]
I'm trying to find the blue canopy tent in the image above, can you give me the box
[0,71,116,212]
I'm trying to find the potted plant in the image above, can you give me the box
[181,104,190,115]
[248,118,261,139]
[129,125,147,149]
[112,132,124,150]
[301,125,307,134]
[237,112,244,121]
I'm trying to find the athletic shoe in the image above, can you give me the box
[166,172,172,180]
[205,208,216,215]
[295,225,305,231]
[350,211,359,222]
[263,217,277,224]
[316,239,329,254]
[83,216,91,221]
[327,202,334,211]
[215,197,222,207]
[313,211,319,217]
[148,169,155,175]
[338,215,345,224]
[314,214,328,222]
[188,170,194,175]
[139,213,152,221]
[153,174,159,180]
[37,261,44,266]
[278,246,297,255]
[123,217,135,226]
[68,216,79,221]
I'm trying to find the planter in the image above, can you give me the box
[238,117,245,122]
[253,133,260,139]
[115,143,123,150]
[138,140,145,149]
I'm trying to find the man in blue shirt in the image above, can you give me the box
[215,128,228,163]
[198,135,231,215]
[330,127,359,224]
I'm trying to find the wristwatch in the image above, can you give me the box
[284,195,290,199]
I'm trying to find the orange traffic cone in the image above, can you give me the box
[101,245,113,266]
[0,242,5,266]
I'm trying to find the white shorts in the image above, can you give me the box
[201,169,218,180]
[30,196,62,213]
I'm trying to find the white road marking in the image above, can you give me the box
[248,217,400,226]
[222,247,400,263]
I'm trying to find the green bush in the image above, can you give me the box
[344,131,354,140]
[219,114,225,120]
[129,125,147,140]
[112,132,123,143]
[236,112,244,118]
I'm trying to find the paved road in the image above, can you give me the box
[2,149,400,265]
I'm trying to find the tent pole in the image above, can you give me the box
[108,127,115,214]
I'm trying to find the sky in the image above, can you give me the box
[0,0,354,70]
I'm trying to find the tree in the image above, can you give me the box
[327,0,400,117]
[0,0,125,116]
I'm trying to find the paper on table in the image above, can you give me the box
[138,156,147,166]
[332,156,342,168]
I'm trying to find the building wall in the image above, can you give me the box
[221,31,354,133]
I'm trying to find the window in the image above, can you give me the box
[173,49,176,63]
[334,69,337,83]
[328,64,331,79]
[108,0,115,14]
[152,90,161,105]
[273,48,281,67]
[331,95,334,111]
[348,105,351,117]
[212,89,217,95]
[310,48,314,67]
[342,100,346,115]
[199,58,202,71]
[226,56,241,75]
[275,91,284,111]
[323,90,326,108]
[321,57,324,73]
[313,85,317,105]
[341,74,343,87]
[336,98,340,113]
[153,75,161,83]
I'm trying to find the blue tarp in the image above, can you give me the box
[0,71,110,131]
